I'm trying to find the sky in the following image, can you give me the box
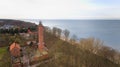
[0,0,120,19]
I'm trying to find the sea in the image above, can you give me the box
[25,19,120,51]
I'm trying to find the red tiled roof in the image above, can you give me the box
[9,42,21,57]
[28,29,32,34]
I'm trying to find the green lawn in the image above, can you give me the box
[0,47,7,60]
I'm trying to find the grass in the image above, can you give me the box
[0,47,7,60]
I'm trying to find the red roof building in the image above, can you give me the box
[9,42,21,57]
[28,29,32,34]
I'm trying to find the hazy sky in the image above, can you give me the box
[0,0,120,19]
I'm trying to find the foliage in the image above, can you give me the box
[38,31,120,67]
[0,24,120,67]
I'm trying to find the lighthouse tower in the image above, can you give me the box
[38,21,45,51]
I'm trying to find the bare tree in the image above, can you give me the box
[63,29,70,41]
[56,28,62,38]
[52,27,57,36]
[70,34,77,44]
[52,27,62,38]
[79,37,95,51]
[97,46,117,61]
[79,37,105,54]
[45,26,52,33]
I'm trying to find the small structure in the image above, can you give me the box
[9,42,21,57]
[9,42,22,67]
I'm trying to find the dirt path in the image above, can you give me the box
[30,57,55,67]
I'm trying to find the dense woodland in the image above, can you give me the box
[0,19,36,28]
[0,20,120,67]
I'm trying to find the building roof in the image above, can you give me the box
[9,42,21,57]
[27,29,32,34]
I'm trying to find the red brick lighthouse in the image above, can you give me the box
[38,21,45,51]
[32,21,48,61]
